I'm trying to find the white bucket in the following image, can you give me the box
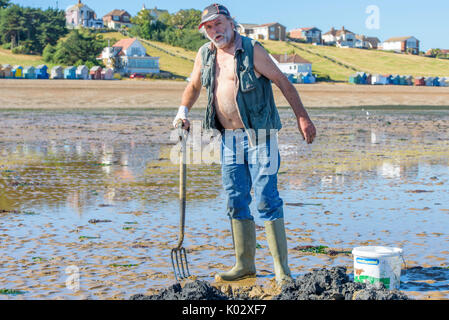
[352,246,403,290]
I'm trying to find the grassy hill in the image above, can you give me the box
[259,40,449,81]
[0,48,59,69]
[102,32,195,78]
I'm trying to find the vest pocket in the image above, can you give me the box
[240,68,256,92]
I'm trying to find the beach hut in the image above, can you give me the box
[349,73,361,84]
[12,65,23,78]
[371,74,387,85]
[414,77,425,86]
[356,72,367,84]
[390,75,400,85]
[384,75,392,85]
[1,64,12,78]
[405,75,413,86]
[76,65,89,80]
[64,66,77,79]
[365,73,372,85]
[300,72,315,84]
[89,66,102,80]
[0,65,4,78]
[35,65,49,79]
[398,75,407,85]
[439,77,449,87]
[23,66,36,79]
[433,77,440,87]
[51,66,64,79]
[424,77,434,86]
[101,68,114,80]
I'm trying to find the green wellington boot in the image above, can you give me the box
[215,219,257,281]
[265,218,293,285]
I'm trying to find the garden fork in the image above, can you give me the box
[170,119,191,282]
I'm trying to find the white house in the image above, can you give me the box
[65,0,104,29]
[323,26,356,47]
[380,36,420,54]
[238,23,286,41]
[288,27,322,43]
[270,53,312,75]
[99,38,159,75]
[103,9,133,30]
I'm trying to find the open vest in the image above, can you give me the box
[200,34,282,146]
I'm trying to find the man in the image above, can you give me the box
[173,4,316,285]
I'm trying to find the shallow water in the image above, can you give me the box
[0,107,448,300]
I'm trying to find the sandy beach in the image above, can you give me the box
[1,79,449,109]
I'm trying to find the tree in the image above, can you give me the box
[49,29,107,66]
[0,0,10,9]
[0,5,26,48]
[0,5,67,53]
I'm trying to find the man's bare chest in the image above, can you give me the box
[215,53,235,82]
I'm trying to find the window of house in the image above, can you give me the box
[113,16,119,21]
[270,26,275,32]
[269,34,275,39]
[131,48,141,56]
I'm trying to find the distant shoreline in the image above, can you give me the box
[1,79,449,109]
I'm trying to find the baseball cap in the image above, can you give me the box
[198,3,231,29]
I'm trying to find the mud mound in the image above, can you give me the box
[274,266,409,300]
[130,266,410,300]
[130,280,228,300]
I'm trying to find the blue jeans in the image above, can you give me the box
[220,129,284,221]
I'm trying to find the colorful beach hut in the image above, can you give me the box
[89,66,102,80]
[36,65,49,79]
[23,66,36,79]
[101,68,114,80]
[64,66,77,79]
[405,75,413,86]
[391,75,400,85]
[1,64,11,78]
[365,73,372,85]
[349,73,361,84]
[300,72,316,84]
[414,77,425,86]
[76,65,89,80]
[51,66,64,79]
[424,77,434,86]
[399,75,407,85]
[356,72,367,84]
[433,77,440,87]
[2,64,13,78]
[12,65,23,78]
[439,77,449,87]
[371,74,387,85]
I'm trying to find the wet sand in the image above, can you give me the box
[0,107,448,300]
[1,79,449,109]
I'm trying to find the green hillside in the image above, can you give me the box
[260,40,449,81]
[0,48,60,69]
[102,32,194,78]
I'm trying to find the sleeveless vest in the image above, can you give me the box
[200,34,282,146]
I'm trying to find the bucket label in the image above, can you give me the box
[356,257,379,265]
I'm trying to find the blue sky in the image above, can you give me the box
[11,0,449,51]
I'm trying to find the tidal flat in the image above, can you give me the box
[0,107,448,300]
